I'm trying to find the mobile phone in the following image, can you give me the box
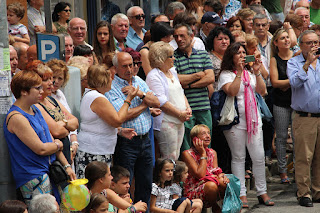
[244,55,255,63]
[193,137,199,143]
[316,48,320,55]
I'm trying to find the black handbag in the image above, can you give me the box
[48,159,69,185]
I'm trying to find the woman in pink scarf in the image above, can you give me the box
[217,42,274,208]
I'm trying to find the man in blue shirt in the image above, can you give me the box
[287,30,320,207]
[106,52,160,209]
[126,6,147,50]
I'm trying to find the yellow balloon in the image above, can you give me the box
[62,179,90,211]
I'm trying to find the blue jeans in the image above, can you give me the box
[113,134,153,209]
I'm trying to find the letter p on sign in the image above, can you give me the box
[36,33,65,62]
[41,40,56,60]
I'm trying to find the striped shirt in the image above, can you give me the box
[174,48,213,111]
[27,5,45,45]
[105,75,152,135]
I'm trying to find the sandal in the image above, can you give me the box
[257,195,275,206]
[242,202,249,208]
[281,177,291,184]
[245,170,253,179]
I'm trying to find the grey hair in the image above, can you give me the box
[174,23,193,36]
[294,6,309,14]
[299,30,318,45]
[253,13,268,22]
[111,13,129,25]
[112,52,133,67]
[127,6,143,17]
[166,2,186,16]
[112,53,119,67]
[29,194,57,213]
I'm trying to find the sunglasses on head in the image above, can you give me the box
[132,14,146,20]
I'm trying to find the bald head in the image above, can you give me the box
[13,42,29,70]
[27,45,37,62]
[113,52,133,82]
[68,18,87,46]
[295,0,310,10]
[9,45,18,74]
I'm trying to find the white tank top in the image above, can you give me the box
[78,88,117,155]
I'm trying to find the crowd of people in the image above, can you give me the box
[3,0,320,212]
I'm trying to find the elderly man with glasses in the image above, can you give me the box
[126,6,147,50]
[287,30,320,208]
[67,17,92,49]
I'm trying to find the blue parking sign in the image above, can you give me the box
[36,33,65,62]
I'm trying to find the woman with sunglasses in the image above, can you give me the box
[146,41,191,160]
[52,2,71,34]
[123,47,142,76]
[32,61,79,165]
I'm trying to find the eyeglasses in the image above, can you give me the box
[254,23,268,27]
[63,9,71,12]
[133,61,142,67]
[301,40,319,46]
[32,85,43,90]
[132,14,146,20]
[69,27,87,32]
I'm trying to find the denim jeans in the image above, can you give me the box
[113,134,153,210]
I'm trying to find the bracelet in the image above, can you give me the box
[64,164,71,170]
[200,156,207,160]
[255,72,261,77]
[236,75,241,78]
[124,100,131,106]
[54,141,60,151]
[72,141,79,146]
[127,205,136,213]
[188,84,192,89]
[119,127,123,136]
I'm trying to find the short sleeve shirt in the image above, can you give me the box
[8,23,28,38]
[152,183,175,209]
[174,48,213,111]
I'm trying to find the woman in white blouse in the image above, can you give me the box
[146,41,191,160]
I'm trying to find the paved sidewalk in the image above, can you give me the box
[242,172,320,213]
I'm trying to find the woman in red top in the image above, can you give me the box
[181,124,229,213]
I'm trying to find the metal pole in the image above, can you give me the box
[44,0,52,33]
[0,0,16,202]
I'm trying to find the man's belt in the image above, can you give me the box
[133,133,149,139]
[296,111,320,117]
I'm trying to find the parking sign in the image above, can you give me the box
[36,33,65,62]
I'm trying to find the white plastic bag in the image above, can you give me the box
[219,96,237,126]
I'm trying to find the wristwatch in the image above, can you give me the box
[140,92,146,100]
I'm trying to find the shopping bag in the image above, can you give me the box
[219,96,238,126]
[222,174,242,213]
